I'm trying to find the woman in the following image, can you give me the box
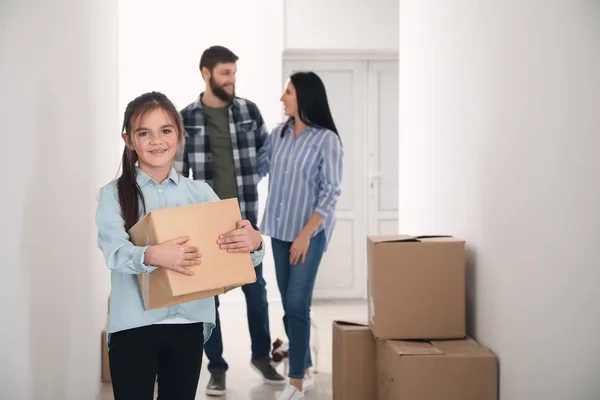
[258,72,343,399]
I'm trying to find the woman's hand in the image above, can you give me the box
[218,220,263,253]
[290,232,311,265]
[144,236,201,276]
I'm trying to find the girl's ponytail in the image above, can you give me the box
[117,146,145,232]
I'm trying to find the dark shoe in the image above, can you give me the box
[206,371,226,396]
[251,356,286,385]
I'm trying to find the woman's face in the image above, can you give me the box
[280,79,298,117]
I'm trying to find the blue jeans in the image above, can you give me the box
[271,230,326,379]
[204,261,271,372]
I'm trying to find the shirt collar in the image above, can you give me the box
[135,166,180,187]
[193,92,239,111]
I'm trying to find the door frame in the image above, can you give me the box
[367,59,400,236]
[281,50,399,299]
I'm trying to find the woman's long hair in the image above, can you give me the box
[284,71,341,144]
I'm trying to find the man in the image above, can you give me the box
[176,45,285,396]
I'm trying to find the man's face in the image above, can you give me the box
[207,62,237,103]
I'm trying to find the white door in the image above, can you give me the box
[367,60,399,236]
[282,59,368,299]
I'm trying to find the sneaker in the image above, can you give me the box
[275,384,305,400]
[251,356,286,385]
[206,371,226,396]
[303,373,314,392]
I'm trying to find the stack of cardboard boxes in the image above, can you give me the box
[333,235,498,400]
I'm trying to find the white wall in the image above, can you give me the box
[399,1,600,399]
[284,0,398,50]
[0,0,118,398]
[118,0,284,304]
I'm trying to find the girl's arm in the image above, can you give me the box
[96,186,157,275]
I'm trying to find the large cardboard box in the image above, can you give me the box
[128,198,257,310]
[367,235,466,339]
[101,330,111,383]
[376,338,498,400]
[332,321,376,400]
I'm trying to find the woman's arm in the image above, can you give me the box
[289,132,343,264]
[315,132,344,219]
[256,126,282,179]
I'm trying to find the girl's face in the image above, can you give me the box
[122,107,179,175]
[280,79,298,117]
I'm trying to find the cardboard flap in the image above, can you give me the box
[431,338,494,357]
[369,235,455,244]
[387,340,445,356]
[333,320,369,331]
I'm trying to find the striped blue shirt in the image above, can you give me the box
[257,122,343,249]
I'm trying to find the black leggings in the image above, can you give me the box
[108,323,204,400]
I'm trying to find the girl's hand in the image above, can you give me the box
[144,236,201,276]
[218,220,263,253]
[290,233,311,265]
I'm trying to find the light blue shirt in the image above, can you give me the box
[257,122,343,249]
[96,167,265,342]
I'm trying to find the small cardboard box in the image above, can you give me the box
[367,235,466,339]
[101,330,111,383]
[332,321,376,400]
[128,198,257,310]
[376,338,498,400]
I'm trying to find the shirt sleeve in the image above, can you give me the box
[95,186,157,275]
[174,111,191,177]
[257,128,273,179]
[174,150,191,178]
[315,132,344,218]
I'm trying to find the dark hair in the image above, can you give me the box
[284,71,341,143]
[118,91,184,231]
[199,45,239,72]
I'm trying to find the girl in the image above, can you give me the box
[258,72,343,399]
[96,91,265,400]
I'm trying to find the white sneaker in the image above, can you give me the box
[303,373,315,392]
[276,384,305,400]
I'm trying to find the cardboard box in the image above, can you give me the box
[376,338,498,400]
[101,330,111,383]
[128,198,257,310]
[332,321,376,400]
[367,235,466,339]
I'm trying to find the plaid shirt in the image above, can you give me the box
[175,93,269,226]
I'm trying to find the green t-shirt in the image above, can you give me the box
[203,105,239,200]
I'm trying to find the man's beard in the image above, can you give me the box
[210,75,235,103]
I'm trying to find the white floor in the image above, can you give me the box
[98,299,368,400]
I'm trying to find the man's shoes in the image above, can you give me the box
[251,356,286,385]
[206,371,226,396]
